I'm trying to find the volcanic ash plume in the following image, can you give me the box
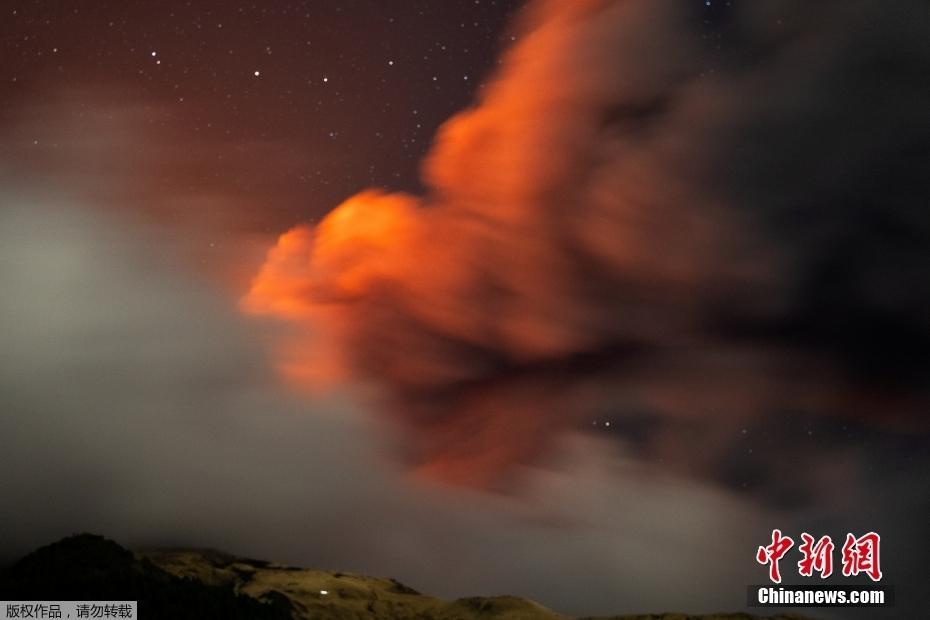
[244,0,930,488]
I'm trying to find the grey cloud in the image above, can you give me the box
[0,193,780,616]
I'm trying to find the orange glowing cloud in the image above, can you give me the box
[244,0,930,489]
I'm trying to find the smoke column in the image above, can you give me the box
[244,0,930,489]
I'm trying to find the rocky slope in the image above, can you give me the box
[0,534,814,620]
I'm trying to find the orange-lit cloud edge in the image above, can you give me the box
[241,0,929,489]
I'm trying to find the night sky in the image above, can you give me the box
[1,0,525,234]
[1,1,928,618]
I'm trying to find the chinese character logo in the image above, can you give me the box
[842,531,882,582]
[756,529,794,583]
[798,533,834,578]
[757,529,881,583]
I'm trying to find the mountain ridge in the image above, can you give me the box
[0,534,815,620]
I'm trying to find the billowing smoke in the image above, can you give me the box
[244,0,930,490]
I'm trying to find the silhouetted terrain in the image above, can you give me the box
[0,535,815,620]
[0,535,291,619]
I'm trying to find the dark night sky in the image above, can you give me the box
[1,1,928,618]
[0,0,738,236]
[1,0,527,232]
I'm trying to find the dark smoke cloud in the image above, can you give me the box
[246,0,930,494]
